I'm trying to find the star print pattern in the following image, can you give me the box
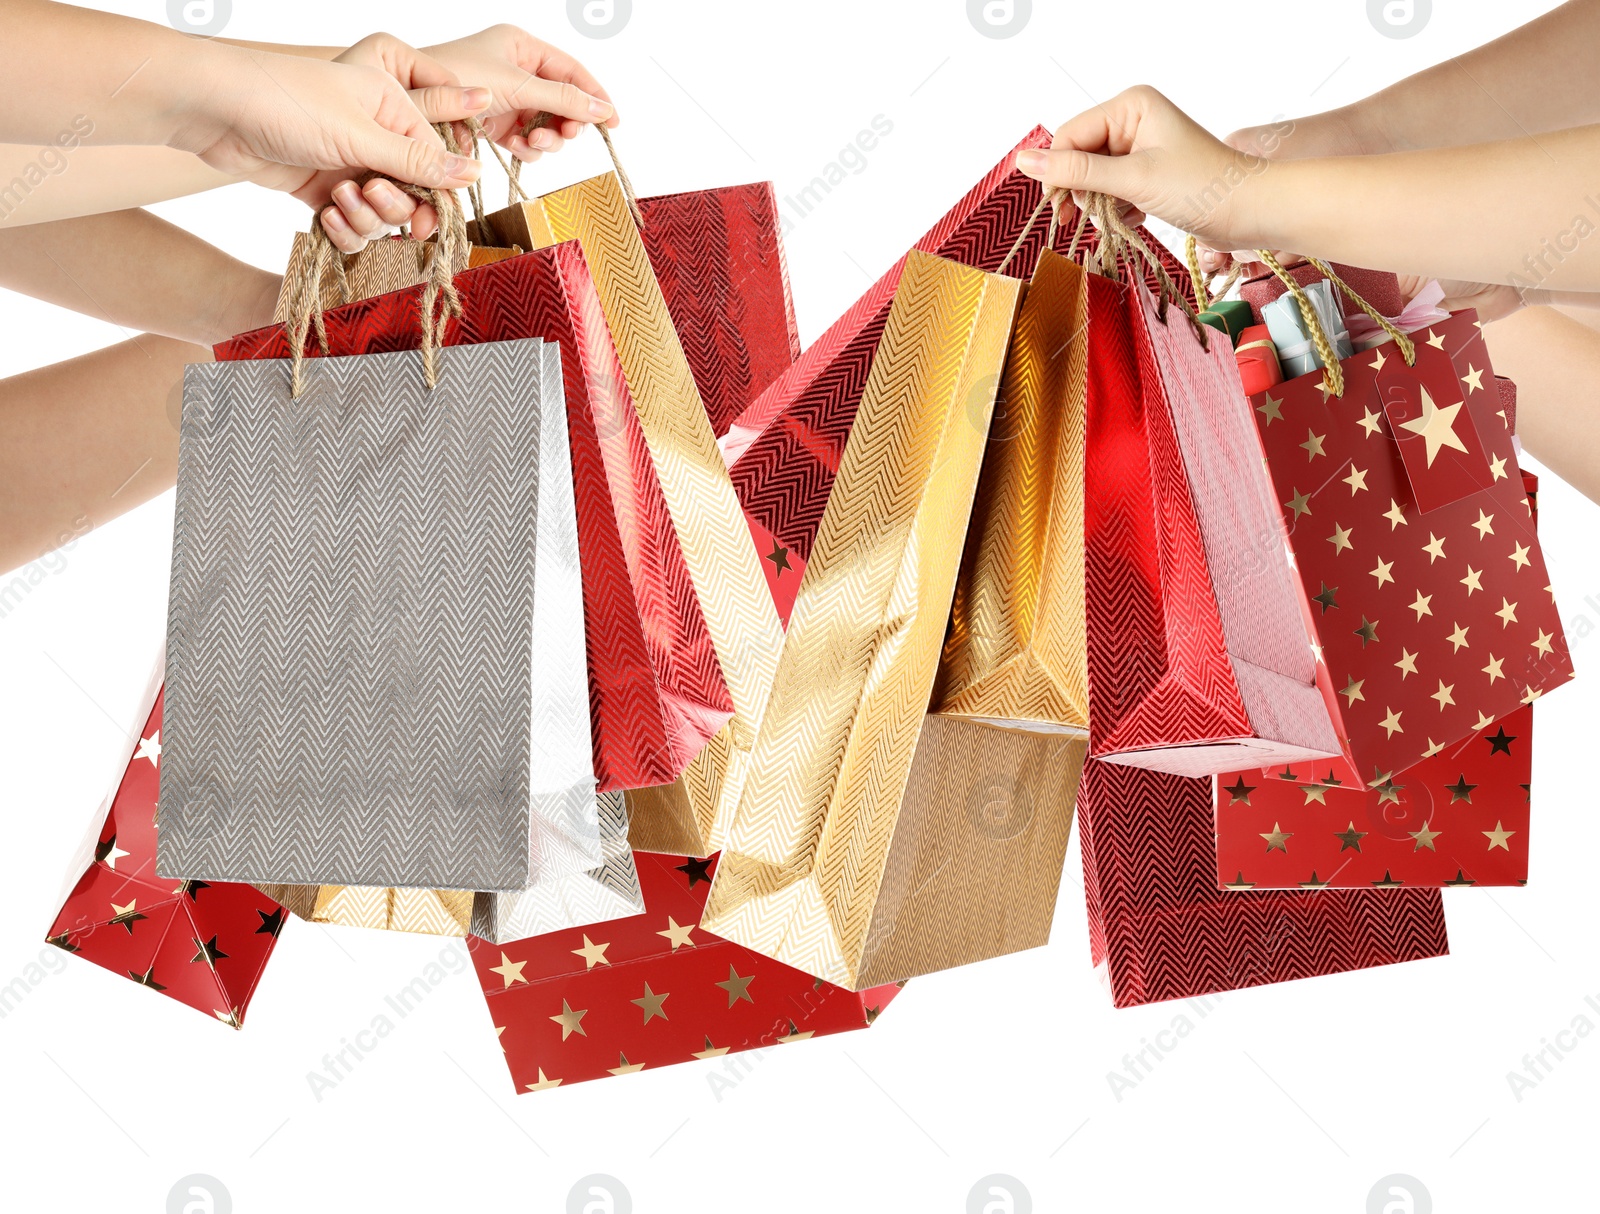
[468,851,900,1092]
[1250,312,1571,782]
[44,687,284,1027]
[1215,703,1533,886]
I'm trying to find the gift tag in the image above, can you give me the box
[1377,335,1495,513]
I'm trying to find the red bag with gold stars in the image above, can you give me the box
[45,662,284,1026]
[1233,272,1570,791]
[469,851,899,1091]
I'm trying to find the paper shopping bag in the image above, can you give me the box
[221,242,733,799]
[47,664,283,1026]
[270,231,517,320]
[162,338,604,891]
[477,170,785,857]
[471,790,645,943]
[1083,249,1342,777]
[472,851,900,1092]
[1213,703,1535,889]
[702,252,1090,989]
[1211,455,1552,889]
[933,246,1090,731]
[1077,758,1448,1008]
[1245,304,1571,783]
[637,181,801,437]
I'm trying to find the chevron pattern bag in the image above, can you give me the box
[1081,204,1342,779]
[934,243,1090,732]
[637,181,801,439]
[473,153,786,859]
[701,251,1093,989]
[220,243,733,802]
[163,298,608,889]
[1077,758,1449,1008]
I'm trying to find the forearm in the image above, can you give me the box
[0,209,280,346]
[1483,306,1600,505]
[218,39,342,59]
[0,1,240,148]
[0,334,201,575]
[1349,1,1600,153]
[1239,128,1600,292]
[0,144,236,228]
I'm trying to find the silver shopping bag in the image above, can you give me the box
[160,338,605,891]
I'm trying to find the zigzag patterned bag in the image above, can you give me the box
[1082,221,1342,778]
[162,335,607,892]
[475,167,785,858]
[701,252,1087,990]
[638,181,801,439]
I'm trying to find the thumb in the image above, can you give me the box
[1016,146,1148,207]
[352,124,481,189]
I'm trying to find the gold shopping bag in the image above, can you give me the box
[933,245,1090,731]
[701,251,1084,988]
[477,165,784,857]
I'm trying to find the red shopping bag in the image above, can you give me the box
[46,668,283,1025]
[1083,229,1342,777]
[639,182,801,439]
[724,131,1195,622]
[216,243,734,794]
[1241,284,1570,785]
[1078,758,1448,1008]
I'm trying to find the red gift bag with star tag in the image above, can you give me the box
[46,659,284,1025]
[1234,265,1571,791]
[1213,455,1549,890]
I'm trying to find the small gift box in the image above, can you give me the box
[1196,298,1253,341]
[1262,278,1352,376]
[1234,323,1282,395]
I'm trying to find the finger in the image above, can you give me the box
[410,202,439,242]
[320,206,369,254]
[503,76,613,127]
[506,135,544,164]
[408,84,493,125]
[398,46,462,91]
[523,126,565,155]
[331,180,391,240]
[362,178,421,227]
[525,44,616,114]
[359,125,480,189]
[1017,146,1146,202]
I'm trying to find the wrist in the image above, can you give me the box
[161,41,258,155]
[1335,100,1400,156]
[202,265,283,345]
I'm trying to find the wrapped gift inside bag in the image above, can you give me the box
[1228,255,1571,785]
[1080,198,1342,778]
[47,661,283,1026]
[163,204,605,892]
[703,250,1089,989]
[473,129,785,857]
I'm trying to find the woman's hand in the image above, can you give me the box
[311,32,496,251]
[176,45,484,203]
[422,25,617,159]
[317,26,617,254]
[1016,86,1264,250]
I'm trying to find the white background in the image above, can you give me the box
[2,1,1594,1210]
